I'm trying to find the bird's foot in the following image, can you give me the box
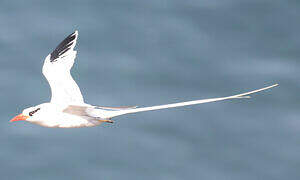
[100,119,114,124]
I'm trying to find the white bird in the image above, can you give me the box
[10,31,278,128]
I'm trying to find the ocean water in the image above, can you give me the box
[0,0,299,179]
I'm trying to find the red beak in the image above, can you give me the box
[10,114,29,122]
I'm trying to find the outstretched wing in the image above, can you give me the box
[42,31,84,105]
[93,84,278,119]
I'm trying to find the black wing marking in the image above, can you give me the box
[50,31,77,62]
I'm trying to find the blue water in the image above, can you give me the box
[1,0,299,179]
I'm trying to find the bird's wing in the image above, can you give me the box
[63,105,90,116]
[96,106,138,110]
[62,105,137,117]
[42,31,84,105]
[94,84,278,119]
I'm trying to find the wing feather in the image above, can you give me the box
[43,30,84,105]
[50,31,77,62]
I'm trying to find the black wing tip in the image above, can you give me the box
[50,30,78,62]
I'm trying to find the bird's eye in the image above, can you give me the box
[29,108,41,116]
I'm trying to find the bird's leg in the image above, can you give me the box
[99,119,114,124]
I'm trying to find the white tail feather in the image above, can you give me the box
[98,84,278,119]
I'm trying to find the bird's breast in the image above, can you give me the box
[32,114,102,128]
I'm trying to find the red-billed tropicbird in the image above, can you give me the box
[10,31,278,128]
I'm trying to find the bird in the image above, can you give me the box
[10,30,278,128]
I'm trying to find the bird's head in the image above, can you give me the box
[10,105,43,123]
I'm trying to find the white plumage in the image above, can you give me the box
[42,31,84,105]
[10,31,278,128]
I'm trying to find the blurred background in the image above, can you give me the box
[0,0,298,179]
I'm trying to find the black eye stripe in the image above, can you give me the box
[29,108,41,116]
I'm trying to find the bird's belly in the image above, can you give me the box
[32,116,103,128]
